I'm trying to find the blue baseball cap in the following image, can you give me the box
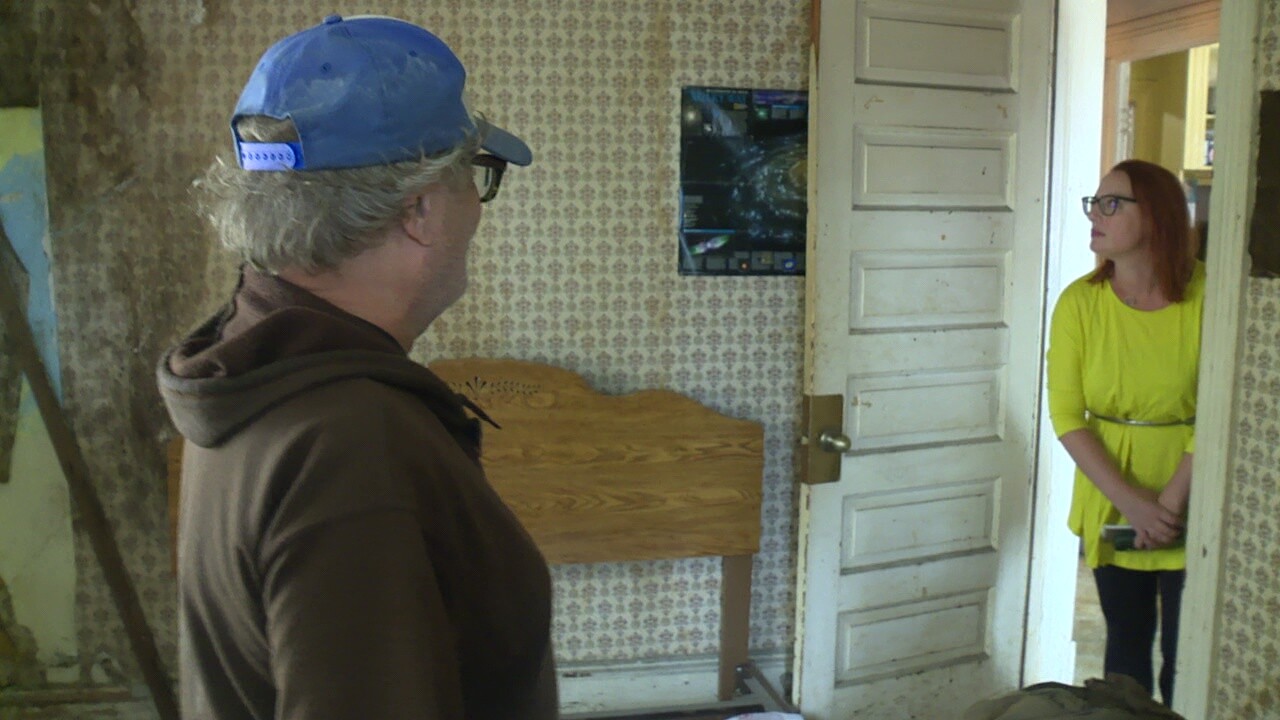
[232,14,532,171]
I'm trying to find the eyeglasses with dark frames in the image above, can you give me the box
[1081,194,1138,217]
[472,154,507,203]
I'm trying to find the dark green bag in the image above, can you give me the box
[964,675,1185,720]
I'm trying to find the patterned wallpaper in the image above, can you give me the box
[1210,1,1280,716]
[38,0,809,681]
[1213,281,1280,717]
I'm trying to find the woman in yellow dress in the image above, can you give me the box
[1047,159,1203,706]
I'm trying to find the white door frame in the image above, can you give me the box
[1023,0,1107,684]
[1174,1,1263,717]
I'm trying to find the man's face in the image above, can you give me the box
[420,177,482,315]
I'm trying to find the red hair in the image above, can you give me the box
[1090,159,1200,302]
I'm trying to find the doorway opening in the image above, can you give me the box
[1074,0,1220,687]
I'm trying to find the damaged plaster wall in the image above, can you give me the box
[32,0,809,689]
[34,0,209,685]
[0,578,43,688]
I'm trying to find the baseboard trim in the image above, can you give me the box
[558,650,790,715]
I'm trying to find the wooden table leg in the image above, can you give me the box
[718,554,753,701]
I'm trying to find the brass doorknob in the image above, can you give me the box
[818,430,852,453]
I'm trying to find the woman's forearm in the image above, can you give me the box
[1058,428,1140,508]
[1158,452,1193,517]
[1058,428,1184,546]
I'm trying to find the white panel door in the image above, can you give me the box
[796,1,1054,718]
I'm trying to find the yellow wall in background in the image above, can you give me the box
[1128,51,1190,176]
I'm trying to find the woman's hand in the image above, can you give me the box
[1117,486,1183,549]
[1058,431,1190,550]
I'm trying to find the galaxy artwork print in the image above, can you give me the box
[678,86,808,276]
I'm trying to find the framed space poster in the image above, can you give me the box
[678,86,808,276]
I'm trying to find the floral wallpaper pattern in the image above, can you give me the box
[1213,280,1280,717]
[49,0,809,678]
[1210,2,1280,715]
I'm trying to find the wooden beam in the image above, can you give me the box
[1106,1,1219,61]
[0,226,29,485]
[810,0,820,65]
[0,259,178,720]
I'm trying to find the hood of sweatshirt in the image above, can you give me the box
[157,268,488,449]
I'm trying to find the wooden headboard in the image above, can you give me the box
[428,358,765,565]
[430,359,766,703]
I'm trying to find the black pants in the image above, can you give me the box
[1092,565,1185,706]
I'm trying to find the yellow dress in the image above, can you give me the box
[1046,262,1204,570]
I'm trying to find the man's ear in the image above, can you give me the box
[402,192,435,247]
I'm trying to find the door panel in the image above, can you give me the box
[836,591,990,682]
[855,2,1019,90]
[849,251,1009,330]
[797,0,1053,717]
[854,128,1015,208]
[847,369,1003,451]
[840,552,999,611]
[842,477,998,567]
[845,328,1010,376]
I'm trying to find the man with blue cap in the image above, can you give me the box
[158,15,556,720]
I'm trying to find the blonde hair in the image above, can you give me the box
[195,116,480,273]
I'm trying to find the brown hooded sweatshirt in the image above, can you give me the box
[157,268,557,720]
